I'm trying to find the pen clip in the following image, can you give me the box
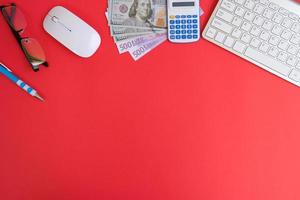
[0,63,12,72]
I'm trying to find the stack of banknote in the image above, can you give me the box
[106,0,203,61]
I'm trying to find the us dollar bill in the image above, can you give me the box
[109,0,167,29]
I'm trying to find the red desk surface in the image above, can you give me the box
[1,0,300,200]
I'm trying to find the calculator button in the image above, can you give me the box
[170,30,175,34]
[193,30,198,34]
[170,20,175,24]
[187,19,192,23]
[170,15,175,19]
[187,35,192,39]
[181,20,186,24]
[193,25,198,28]
[193,35,198,39]
[176,35,181,39]
[170,25,175,29]
[176,20,180,24]
[176,15,180,18]
[187,30,192,34]
[182,35,187,39]
[181,15,186,18]
[176,25,181,29]
[176,30,181,34]
[170,35,175,39]
[193,15,198,18]
[193,19,197,23]
[187,15,192,18]
[187,25,192,29]
[181,25,187,29]
[181,30,187,34]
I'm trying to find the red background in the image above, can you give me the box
[1,0,300,199]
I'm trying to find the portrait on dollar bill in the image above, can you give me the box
[123,0,154,28]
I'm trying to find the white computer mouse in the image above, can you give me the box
[43,6,101,58]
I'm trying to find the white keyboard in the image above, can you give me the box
[203,0,300,87]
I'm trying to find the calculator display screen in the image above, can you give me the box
[172,2,195,7]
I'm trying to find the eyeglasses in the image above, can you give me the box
[0,3,48,71]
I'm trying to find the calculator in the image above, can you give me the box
[167,0,200,43]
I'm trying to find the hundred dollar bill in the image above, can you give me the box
[113,32,153,42]
[110,25,164,36]
[129,34,167,61]
[116,32,166,54]
[109,0,167,29]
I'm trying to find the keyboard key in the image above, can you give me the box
[224,36,235,47]
[282,18,293,29]
[232,16,243,26]
[289,13,299,21]
[291,23,300,33]
[263,9,274,19]
[244,11,255,21]
[287,56,298,67]
[272,13,283,24]
[211,19,233,33]
[287,45,298,55]
[268,46,279,57]
[215,32,226,43]
[245,47,291,76]
[259,43,269,52]
[241,21,252,31]
[235,7,246,17]
[235,0,245,5]
[278,40,289,51]
[250,26,262,36]
[253,16,265,26]
[244,0,255,10]
[278,52,288,62]
[232,28,242,38]
[250,38,261,48]
[241,33,252,43]
[254,4,265,15]
[291,34,300,45]
[262,20,273,31]
[260,0,270,6]
[269,36,280,46]
[221,0,236,12]
[272,25,283,35]
[269,3,279,11]
[279,8,289,16]
[281,30,292,40]
[289,69,300,82]
[260,30,270,41]
[233,41,247,53]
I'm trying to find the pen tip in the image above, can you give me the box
[35,93,44,102]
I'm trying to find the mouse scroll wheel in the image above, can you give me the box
[51,16,59,23]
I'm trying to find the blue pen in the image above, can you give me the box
[0,63,44,101]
